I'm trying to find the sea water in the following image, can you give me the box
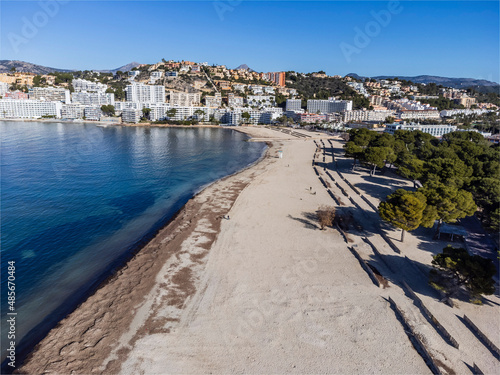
[0,121,266,368]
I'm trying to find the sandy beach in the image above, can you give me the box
[18,126,499,375]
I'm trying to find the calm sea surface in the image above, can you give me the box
[0,121,265,367]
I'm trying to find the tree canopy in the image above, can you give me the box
[378,189,427,242]
[431,245,496,299]
[344,128,497,231]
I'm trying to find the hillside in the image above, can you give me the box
[347,73,499,90]
[0,60,73,74]
[0,60,142,75]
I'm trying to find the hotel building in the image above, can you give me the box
[126,83,165,103]
[0,99,62,119]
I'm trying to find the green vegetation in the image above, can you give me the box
[33,75,47,87]
[285,72,369,109]
[153,119,199,125]
[101,105,115,116]
[378,189,427,242]
[431,245,496,299]
[242,112,251,123]
[50,72,74,84]
[419,96,465,111]
[141,107,151,120]
[416,82,443,96]
[345,128,498,231]
[167,108,177,118]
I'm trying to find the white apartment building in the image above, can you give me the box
[307,99,352,113]
[286,99,302,111]
[233,84,246,92]
[29,87,71,103]
[224,108,282,125]
[388,98,437,111]
[167,106,209,121]
[347,82,368,96]
[61,104,85,119]
[138,103,213,122]
[246,95,276,108]
[205,93,222,108]
[398,110,441,120]
[263,86,275,94]
[0,99,62,119]
[385,123,457,137]
[227,93,244,108]
[72,92,115,106]
[440,109,491,117]
[150,71,164,84]
[72,79,107,93]
[84,106,102,121]
[128,71,140,79]
[114,101,141,111]
[150,71,163,80]
[248,85,264,95]
[0,82,9,97]
[126,83,165,103]
[122,108,142,123]
[169,91,200,107]
[343,110,395,123]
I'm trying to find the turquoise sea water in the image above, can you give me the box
[0,121,266,369]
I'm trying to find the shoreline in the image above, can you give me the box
[12,126,500,374]
[0,118,232,128]
[15,128,278,374]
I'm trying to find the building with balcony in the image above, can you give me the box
[61,104,85,119]
[0,99,62,119]
[84,106,102,121]
[29,87,71,103]
[286,99,302,111]
[307,99,352,113]
[72,79,107,93]
[126,83,165,103]
[385,123,457,137]
[169,91,200,107]
[72,92,115,106]
[205,93,222,108]
[122,108,142,123]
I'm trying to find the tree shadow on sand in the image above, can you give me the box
[287,213,318,230]
[363,249,499,307]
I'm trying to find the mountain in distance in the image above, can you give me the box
[108,62,141,73]
[0,60,142,74]
[347,73,499,90]
[0,60,73,74]
[235,64,255,72]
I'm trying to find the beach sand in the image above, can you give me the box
[18,127,499,375]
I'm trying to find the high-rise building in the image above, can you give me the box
[286,99,302,111]
[0,99,62,118]
[169,91,201,107]
[72,92,115,106]
[307,99,352,113]
[205,93,222,108]
[263,72,286,87]
[122,108,142,123]
[125,83,165,103]
[29,87,71,103]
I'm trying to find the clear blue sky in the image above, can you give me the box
[1,1,498,82]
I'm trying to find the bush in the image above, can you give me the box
[431,245,496,299]
[317,205,335,230]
